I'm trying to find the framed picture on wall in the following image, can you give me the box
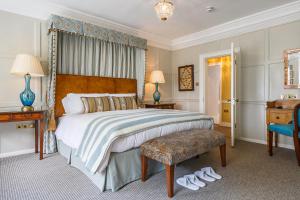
[178,65,194,91]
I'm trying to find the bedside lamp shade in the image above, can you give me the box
[10,54,44,112]
[149,70,165,104]
[150,70,165,83]
[10,54,44,77]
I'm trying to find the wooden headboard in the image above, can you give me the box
[55,74,137,117]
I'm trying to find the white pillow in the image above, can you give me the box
[64,93,109,114]
[61,97,71,114]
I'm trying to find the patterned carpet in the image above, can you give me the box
[1,140,300,200]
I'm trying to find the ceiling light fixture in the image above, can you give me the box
[154,0,175,21]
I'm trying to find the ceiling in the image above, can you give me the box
[44,0,297,39]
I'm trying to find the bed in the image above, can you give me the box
[54,74,214,192]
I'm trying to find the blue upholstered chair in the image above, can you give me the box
[268,103,300,166]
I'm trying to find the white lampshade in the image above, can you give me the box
[150,70,165,83]
[10,54,44,77]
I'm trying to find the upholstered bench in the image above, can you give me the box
[140,129,226,198]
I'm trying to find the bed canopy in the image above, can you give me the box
[44,14,147,154]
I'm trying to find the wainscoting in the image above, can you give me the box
[171,20,300,148]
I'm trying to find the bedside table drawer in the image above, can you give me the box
[269,112,292,124]
[145,103,175,109]
[0,114,11,121]
[12,113,42,121]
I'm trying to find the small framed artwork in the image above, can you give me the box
[178,65,194,91]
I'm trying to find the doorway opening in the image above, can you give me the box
[199,44,240,147]
[205,55,231,138]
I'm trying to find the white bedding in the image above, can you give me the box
[55,109,213,153]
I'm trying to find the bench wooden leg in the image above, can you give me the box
[268,131,273,156]
[141,155,148,182]
[219,144,226,167]
[165,164,174,198]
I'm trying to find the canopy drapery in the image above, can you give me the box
[48,15,147,50]
[44,15,147,154]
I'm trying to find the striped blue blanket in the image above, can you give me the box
[75,109,213,173]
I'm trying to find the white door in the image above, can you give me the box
[230,43,240,147]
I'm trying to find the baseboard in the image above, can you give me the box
[0,137,294,159]
[238,137,294,150]
[0,148,35,158]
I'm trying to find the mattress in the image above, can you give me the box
[55,109,213,153]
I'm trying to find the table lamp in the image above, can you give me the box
[150,70,165,104]
[10,54,45,112]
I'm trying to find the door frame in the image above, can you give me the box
[199,47,241,145]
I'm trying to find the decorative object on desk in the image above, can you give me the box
[280,94,297,100]
[284,48,300,88]
[150,70,165,104]
[178,65,194,91]
[10,54,45,112]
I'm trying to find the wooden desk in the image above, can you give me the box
[145,103,176,109]
[266,99,300,146]
[0,110,46,160]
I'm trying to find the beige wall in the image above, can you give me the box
[0,10,48,157]
[144,46,172,103]
[171,20,300,148]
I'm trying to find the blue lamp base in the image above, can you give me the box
[20,73,35,112]
[153,82,161,105]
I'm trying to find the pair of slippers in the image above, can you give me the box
[176,167,222,190]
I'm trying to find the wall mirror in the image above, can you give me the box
[284,48,300,88]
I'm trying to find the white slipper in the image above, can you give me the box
[176,177,199,191]
[194,170,216,182]
[201,167,222,180]
[184,174,206,188]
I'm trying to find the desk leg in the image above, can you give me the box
[275,133,278,147]
[34,120,38,153]
[39,119,45,160]
[268,131,273,156]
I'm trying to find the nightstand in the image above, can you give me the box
[0,109,46,160]
[145,103,176,109]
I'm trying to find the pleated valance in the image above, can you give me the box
[48,14,147,49]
